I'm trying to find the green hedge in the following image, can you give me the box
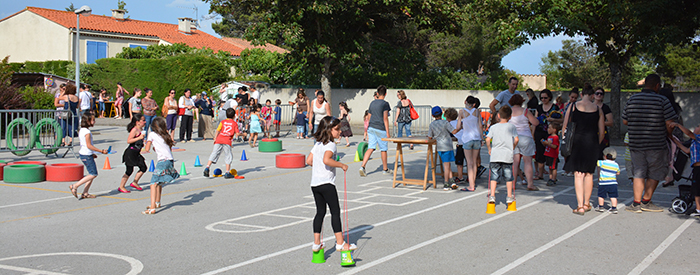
[10,60,73,78]
[84,54,229,111]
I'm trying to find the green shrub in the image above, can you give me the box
[18,85,55,110]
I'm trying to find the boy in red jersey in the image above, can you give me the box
[204,108,238,178]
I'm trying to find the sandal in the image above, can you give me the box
[527,186,540,191]
[68,185,79,199]
[312,242,325,252]
[335,242,357,251]
[81,193,96,199]
[573,207,585,215]
[583,204,592,212]
[156,202,161,209]
[142,208,156,215]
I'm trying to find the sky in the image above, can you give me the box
[1,0,578,75]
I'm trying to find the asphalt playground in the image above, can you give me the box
[1,120,699,275]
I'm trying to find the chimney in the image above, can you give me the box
[178,18,194,33]
[111,9,125,20]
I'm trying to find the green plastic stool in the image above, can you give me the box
[258,140,282,152]
[3,164,45,183]
[312,249,325,264]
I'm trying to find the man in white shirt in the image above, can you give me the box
[250,86,260,106]
[78,84,93,116]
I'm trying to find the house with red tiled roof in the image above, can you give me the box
[0,7,250,63]
[221,37,288,54]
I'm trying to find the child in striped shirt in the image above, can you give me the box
[597,147,621,214]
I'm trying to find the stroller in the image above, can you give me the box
[669,140,696,214]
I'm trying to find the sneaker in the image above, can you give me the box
[608,208,618,214]
[625,203,642,213]
[359,167,367,177]
[223,172,234,179]
[383,169,392,175]
[203,167,210,177]
[181,140,187,144]
[453,177,465,184]
[450,178,458,190]
[488,196,496,203]
[546,179,557,186]
[595,206,605,212]
[443,184,451,191]
[690,210,700,218]
[477,166,487,178]
[641,201,664,212]
[506,196,515,204]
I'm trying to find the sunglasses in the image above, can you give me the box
[595,92,604,96]
[169,92,175,94]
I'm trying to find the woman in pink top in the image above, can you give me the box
[508,94,540,191]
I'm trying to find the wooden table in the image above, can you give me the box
[382,137,437,190]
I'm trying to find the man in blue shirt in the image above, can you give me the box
[489,77,520,114]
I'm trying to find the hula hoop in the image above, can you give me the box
[6,118,36,156]
[34,118,63,155]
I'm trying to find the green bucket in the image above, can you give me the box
[312,248,325,264]
[340,250,355,267]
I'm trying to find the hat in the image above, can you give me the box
[603,147,617,160]
[431,106,443,116]
[201,91,207,96]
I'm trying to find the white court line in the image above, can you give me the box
[201,188,496,274]
[0,264,69,275]
[337,187,575,275]
[491,198,633,275]
[627,218,695,275]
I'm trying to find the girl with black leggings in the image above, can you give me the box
[118,114,146,193]
[307,116,357,252]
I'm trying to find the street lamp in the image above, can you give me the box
[74,5,91,95]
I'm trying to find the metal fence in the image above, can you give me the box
[216,104,297,138]
[1,109,76,158]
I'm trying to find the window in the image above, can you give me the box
[129,44,147,49]
[86,41,107,64]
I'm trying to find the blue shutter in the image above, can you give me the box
[86,41,107,64]
[129,45,147,49]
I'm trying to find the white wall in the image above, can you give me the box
[0,11,71,62]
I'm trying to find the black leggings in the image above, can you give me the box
[312,183,342,233]
[125,161,147,176]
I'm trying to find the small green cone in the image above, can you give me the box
[312,249,326,264]
[340,250,355,267]
[179,162,187,176]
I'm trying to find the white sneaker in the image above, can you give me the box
[312,242,325,252]
[335,242,357,251]
[383,169,392,175]
[359,167,367,177]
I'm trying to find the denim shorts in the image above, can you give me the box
[463,140,481,150]
[489,162,513,182]
[597,184,618,198]
[296,125,304,133]
[80,154,98,176]
[367,127,388,152]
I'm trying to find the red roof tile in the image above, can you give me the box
[221,37,289,54]
[8,7,246,56]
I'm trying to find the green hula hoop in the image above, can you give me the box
[6,118,36,156]
[34,118,64,155]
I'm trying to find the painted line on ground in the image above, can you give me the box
[0,264,69,274]
[491,197,633,275]
[336,187,575,275]
[627,218,695,275]
[201,186,527,274]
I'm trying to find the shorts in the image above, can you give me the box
[514,135,536,157]
[489,162,513,182]
[439,151,455,163]
[99,102,105,111]
[209,143,233,165]
[454,145,465,166]
[80,154,98,176]
[625,159,634,179]
[296,125,304,133]
[115,97,124,107]
[166,114,178,131]
[692,166,700,197]
[463,139,481,150]
[597,184,618,198]
[367,127,388,152]
[273,119,281,125]
[630,149,669,181]
[545,156,558,170]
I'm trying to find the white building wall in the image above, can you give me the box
[76,33,158,61]
[0,11,71,62]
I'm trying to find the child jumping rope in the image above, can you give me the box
[118,114,146,193]
[307,116,357,252]
[142,117,179,214]
[69,113,109,200]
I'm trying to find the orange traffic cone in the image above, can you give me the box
[103,157,112,170]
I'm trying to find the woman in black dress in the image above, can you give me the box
[563,86,605,215]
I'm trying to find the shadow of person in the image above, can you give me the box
[159,190,214,211]
[325,224,374,262]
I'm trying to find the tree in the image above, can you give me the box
[205,0,462,103]
[65,3,76,12]
[658,42,700,90]
[116,0,128,13]
[471,0,700,140]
